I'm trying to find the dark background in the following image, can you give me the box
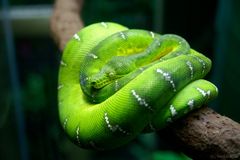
[1,0,240,159]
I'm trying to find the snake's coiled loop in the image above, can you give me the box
[58,22,218,150]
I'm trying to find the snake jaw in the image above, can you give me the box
[80,66,123,101]
[90,71,116,89]
[90,77,110,89]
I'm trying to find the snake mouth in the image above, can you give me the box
[90,74,122,90]
[88,66,124,89]
[91,80,109,89]
[90,77,113,89]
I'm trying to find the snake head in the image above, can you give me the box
[80,61,120,101]
[89,66,118,89]
[80,56,137,102]
[89,56,135,89]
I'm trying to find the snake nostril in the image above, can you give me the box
[91,81,97,86]
[91,81,97,87]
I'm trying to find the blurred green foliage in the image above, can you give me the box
[1,0,240,160]
[212,0,240,121]
[82,0,153,29]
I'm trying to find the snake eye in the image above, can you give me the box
[91,81,97,88]
[108,72,115,78]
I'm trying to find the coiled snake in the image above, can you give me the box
[58,22,218,150]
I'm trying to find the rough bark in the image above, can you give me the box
[50,0,240,159]
[50,0,84,50]
[167,107,240,159]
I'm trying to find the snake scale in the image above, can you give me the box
[58,22,218,150]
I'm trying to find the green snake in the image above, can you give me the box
[58,22,218,150]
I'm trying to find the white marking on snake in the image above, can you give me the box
[207,90,211,97]
[170,105,177,117]
[178,40,185,45]
[174,52,181,56]
[155,39,161,47]
[58,84,64,90]
[88,53,98,59]
[115,80,119,91]
[101,22,108,28]
[63,118,68,129]
[187,99,194,110]
[199,59,206,74]
[109,72,114,77]
[131,90,153,111]
[119,32,126,40]
[73,33,81,41]
[186,61,194,79]
[104,112,129,135]
[60,60,67,67]
[156,69,176,92]
[192,55,206,74]
[150,31,155,38]
[196,88,211,98]
[159,58,164,62]
[215,86,218,93]
[76,126,81,145]
[139,67,144,72]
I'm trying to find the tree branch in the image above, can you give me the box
[50,0,84,50]
[166,106,240,159]
[50,0,240,159]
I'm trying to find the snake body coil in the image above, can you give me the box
[58,22,218,150]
